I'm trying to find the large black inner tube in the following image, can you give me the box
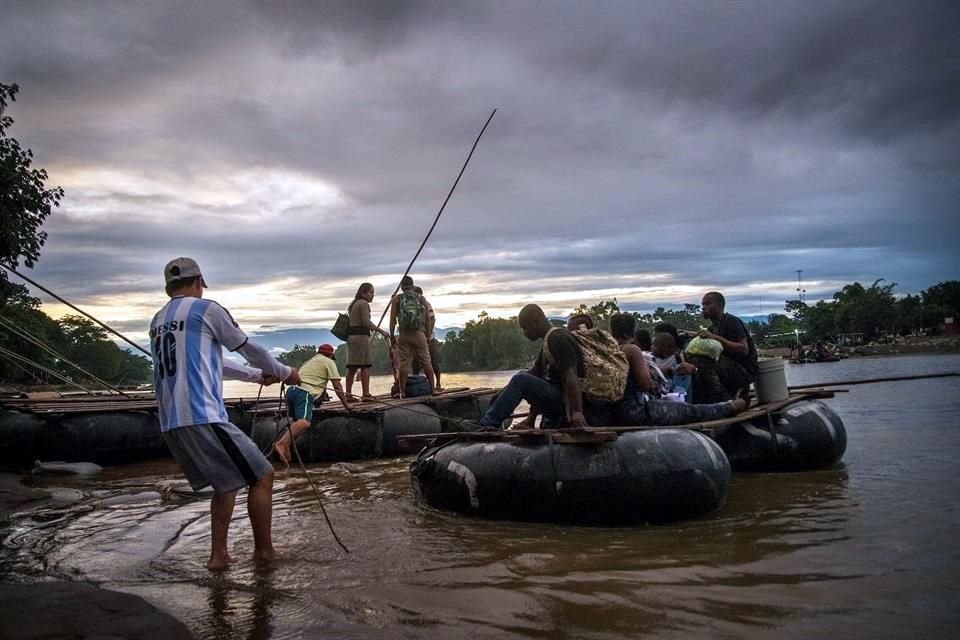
[411,429,732,525]
[714,399,847,471]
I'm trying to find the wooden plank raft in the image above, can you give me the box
[237,387,499,417]
[0,386,499,416]
[395,389,836,450]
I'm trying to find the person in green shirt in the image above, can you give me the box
[273,344,352,466]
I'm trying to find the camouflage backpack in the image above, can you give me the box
[397,291,425,330]
[542,327,628,403]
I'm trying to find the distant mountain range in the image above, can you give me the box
[244,326,465,355]
[246,327,342,354]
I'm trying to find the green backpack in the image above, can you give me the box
[543,327,628,403]
[397,291,424,330]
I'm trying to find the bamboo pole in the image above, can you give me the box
[789,372,959,390]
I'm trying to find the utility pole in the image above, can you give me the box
[796,270,806,304]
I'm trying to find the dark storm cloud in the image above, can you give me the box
[505,1,960,141]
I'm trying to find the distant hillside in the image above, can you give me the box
[247,327,341,354]
[434,327,461,340]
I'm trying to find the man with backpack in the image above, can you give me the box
[389,275,438,397]
[412,285,443,391]
[473,304,626,430]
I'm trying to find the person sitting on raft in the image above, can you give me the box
[273,344,352,466]
[698,291,759,402]
[473,304,601,430]
[635,327,653,352]
[651,331,697,398]
[654,322,688,350]
[609,313,746,425]
[567,313,593,332]
[632,326,674,397]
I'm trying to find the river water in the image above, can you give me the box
[2,354,959,638]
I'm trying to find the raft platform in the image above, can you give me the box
[0,387,499,467]
[400,389,846,473]
[408,389,846,524]
[396,389,836,447]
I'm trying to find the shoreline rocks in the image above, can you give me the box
[0,581,194,640]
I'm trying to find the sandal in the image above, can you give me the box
[361,395,378,402]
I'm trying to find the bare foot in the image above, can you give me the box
[731,398,748,414]
[273,441,290,466]
[207,553,233,571]
[253,548,280,565]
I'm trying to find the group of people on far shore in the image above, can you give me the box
[149,256,759,571]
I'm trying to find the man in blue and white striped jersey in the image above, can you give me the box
[150,257,301,571]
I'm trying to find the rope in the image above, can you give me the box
[0,263,151,357]
[0,314,130,396]
[0,345,100,395]
[256,381,349,554]
[546,431,559,497]
[5,358,60,395]
[289,430,350,554]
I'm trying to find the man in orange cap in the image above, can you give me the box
[273,344,352,465]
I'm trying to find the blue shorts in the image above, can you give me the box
[285,386,316,422]
[162,422,271,495]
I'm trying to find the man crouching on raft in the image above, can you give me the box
[273,343,353,466]
[150,258,301,570]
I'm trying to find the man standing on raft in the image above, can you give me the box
[150,257,301,570]
[389,275,438,397]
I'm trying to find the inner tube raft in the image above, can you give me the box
[713,399,846,471]
[0,408,164,467]
[247,404,442,462]
[410,429,731,525]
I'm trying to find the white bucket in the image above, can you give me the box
[754,357,788,403]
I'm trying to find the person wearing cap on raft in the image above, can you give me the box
[273,343,352,466]
[149,257,301,570]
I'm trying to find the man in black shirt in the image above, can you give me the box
[698,291,759,401]
[475,304,593,429]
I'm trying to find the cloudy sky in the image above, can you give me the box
[2,0,958,348]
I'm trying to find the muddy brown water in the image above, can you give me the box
[2,354,959,638]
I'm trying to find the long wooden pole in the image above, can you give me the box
[789,372,959,390]
[375,108,497,329]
